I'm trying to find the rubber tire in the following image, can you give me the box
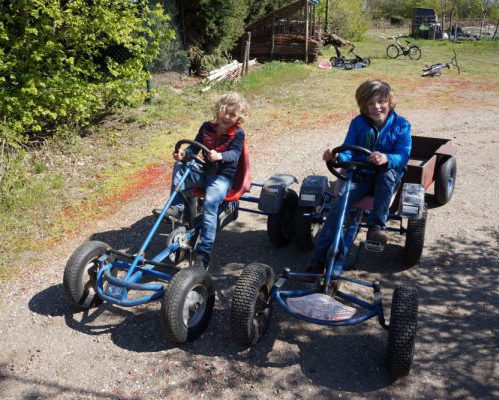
[63,240,111,310]
[408,45,422,60]
[386,285,418,380]
[362,57,371,66]
[404,206,427,266]
[329,56,340,67]
[434,156,457,205]
[267,190,298,247]
[294,206,320,251]
[386,44,399,59]
[161,266,215,344]
[231,263,275,347]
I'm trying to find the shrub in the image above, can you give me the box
[0,0,173,199]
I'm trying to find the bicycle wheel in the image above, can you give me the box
[408,46,421,60]
[386,45,399,59]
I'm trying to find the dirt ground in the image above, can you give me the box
[0,101,498,399]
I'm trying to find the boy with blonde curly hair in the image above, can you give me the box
[164,92,250,269]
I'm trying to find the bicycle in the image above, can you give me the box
[386,35,422,60]
[422,49,460,77]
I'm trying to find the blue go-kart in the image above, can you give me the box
[63,139,301,344]
[230,145,425,380]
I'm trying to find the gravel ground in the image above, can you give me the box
[0,105,498,400]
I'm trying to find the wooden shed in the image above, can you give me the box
[235,0,322,63]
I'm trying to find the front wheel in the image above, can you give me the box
[63,241,111,310]
[386,285,418,380]
[386,44,399,59]
[408,45,422,60]
[267,190,298,246]
[161,267,215,343]
[434,156,457,205]
[230,263,275,347]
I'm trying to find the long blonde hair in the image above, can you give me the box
[355,80,395,115]
[213,92,250,125]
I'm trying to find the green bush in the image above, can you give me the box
[0,0,172,136]
[0,0,173,200]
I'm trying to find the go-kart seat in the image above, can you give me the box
[332,179,397,210]
[191,139,252,202]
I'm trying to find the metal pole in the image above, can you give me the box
[305,1,309,63]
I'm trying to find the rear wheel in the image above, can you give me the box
[408,46,422,60]
[386,285,418,380]
[63,241,111,310]
[404,206,427,266]
[294,206,321,251]
[231,263,275,347]
[267,190,298,246]
[161,267,215,343]
[386,45,399,59]
[434,156,457,205]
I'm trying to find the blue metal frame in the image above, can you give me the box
[93,161,275,307]
[271,170,390,328]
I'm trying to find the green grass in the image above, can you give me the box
[1,31,498,280]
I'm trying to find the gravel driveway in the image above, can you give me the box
[0,106,498,400]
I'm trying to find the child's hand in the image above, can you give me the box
[173,150,185,161]
[322,148,337,162]
[207,150,222,162]
[368,151,388,166]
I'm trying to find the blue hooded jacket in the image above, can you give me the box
[338,110,412,174]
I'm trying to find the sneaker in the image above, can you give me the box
[192,252,210,270]
[152,205,184,220]
[366,227,387,245]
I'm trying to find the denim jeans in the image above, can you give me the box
[312,168,402,264]
[170,162,232,261]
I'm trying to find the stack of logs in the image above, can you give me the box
[201,59,257,91]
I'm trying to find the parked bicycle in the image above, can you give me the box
[422,49,460,77]
[386,35,422,60]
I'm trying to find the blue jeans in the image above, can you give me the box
[312,168,402,264]
[170,162,232,261]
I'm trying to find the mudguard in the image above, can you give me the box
[298,175,328,207]
[258,174,298,213]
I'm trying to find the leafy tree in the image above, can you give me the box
[318,0,369,40]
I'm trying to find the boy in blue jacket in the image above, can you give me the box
[307,80,412,273]
[165,92,249,269]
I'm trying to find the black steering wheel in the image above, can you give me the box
[326,145,374,181]
[174,139,218,175]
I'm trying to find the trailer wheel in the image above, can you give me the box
[63,241,111,310]
[404,206,427,266]
[434,156,457,205]
[294,206,320,251]
[267,190,298,246]
[161,267,215,343]
[231,263,275,347]
[386,285,418,380]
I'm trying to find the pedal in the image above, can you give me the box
[364,240,385,253]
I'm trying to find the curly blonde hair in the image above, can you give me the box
[355,80,396,115]
[213,92,250,125]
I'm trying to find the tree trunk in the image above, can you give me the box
[493,18,498,39]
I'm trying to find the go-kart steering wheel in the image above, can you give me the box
[326,145,373,181]
[174,139,218,175]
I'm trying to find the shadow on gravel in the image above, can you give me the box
[0,363,140,400]
[27,213,498,398]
